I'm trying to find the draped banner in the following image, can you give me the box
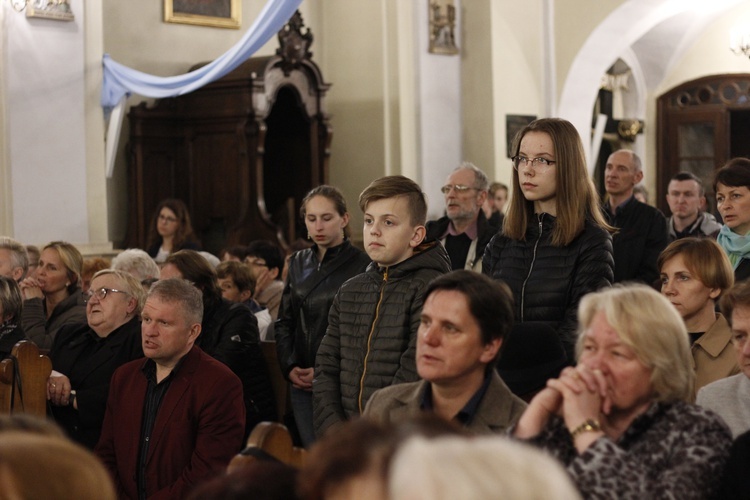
[101,0,302,177]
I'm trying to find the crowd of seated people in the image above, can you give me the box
[3,127,750,498]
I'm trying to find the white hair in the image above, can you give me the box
[389,436,581,500]
[111,249,160,282]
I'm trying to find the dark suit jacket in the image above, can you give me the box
[95,346,246,500]
[50,316,144,449]
[363,372,527,435]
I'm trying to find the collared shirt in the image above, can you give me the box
[420,371,493,426]
[136,357,185,500]
[604,194,636,220]
[442,218,479,240]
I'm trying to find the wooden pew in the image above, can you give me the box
[0,341,52,417]
[228,421,307,473]
[260,341,289,422]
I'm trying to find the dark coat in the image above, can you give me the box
[275,240,370,376]
[482,214,613,361]
[22,289,87,350]
[734,259,750,284]
[49,316,144,449]
[603,196,668,285]
[313,242,451,436]
[199,297,276,431]
[363,372,527,435]
[720,428,750,499]
[0,324,26,359]
[95,346,245,500]
[425,209,501,272]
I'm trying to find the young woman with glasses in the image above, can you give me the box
[482,118,614,363]
[145,198,200,263]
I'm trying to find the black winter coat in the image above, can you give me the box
[198,297,275,434]
[425,209,501,271]
[313,242,451,436]
[275,240,370,377]
[482,213,614,361]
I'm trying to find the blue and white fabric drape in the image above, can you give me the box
[101,0,302,177]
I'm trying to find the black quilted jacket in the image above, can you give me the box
[482,213,613,361]
[274,240,371,376]
[312,241,451,436]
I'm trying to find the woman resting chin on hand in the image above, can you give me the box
[513,285,732,500]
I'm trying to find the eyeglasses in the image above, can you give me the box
[440,184,478,194]
[245,258,267,267]
[512,155,556,171]
[158,215,178,223]
[84,287,129,303]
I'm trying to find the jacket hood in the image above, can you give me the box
[367,240,451,278]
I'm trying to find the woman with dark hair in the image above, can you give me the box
[0,276,27,359]
[160,250,275,433]
[275,185,370,446]
[714,157,750,282]
[146,198,200,263]
[19,241,86,350]
[483,118,614,362]
[658,238,737,394]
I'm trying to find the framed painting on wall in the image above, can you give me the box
[164,0,241,29]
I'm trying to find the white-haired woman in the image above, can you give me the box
[513,285,731,498]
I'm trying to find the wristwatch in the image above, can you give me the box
[569,418,602,439]
[68,390,77,407]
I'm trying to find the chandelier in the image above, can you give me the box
[730,26,750,59]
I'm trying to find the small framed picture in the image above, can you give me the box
[164,0,241,30]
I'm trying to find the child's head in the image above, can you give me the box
[359,176,427,267]
[216,261,255,303]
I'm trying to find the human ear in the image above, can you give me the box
[410,225,427,248]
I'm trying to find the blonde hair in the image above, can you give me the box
[43,241,83,293]
[576,285,694,402]
[389,436,581,500]
[0,432,116,500]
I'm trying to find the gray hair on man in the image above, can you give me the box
[453,162,489,191]
[0,237,29,279]
[147,278,204,326]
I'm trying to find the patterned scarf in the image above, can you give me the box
[0,319,18,341]
[717,224,750,269]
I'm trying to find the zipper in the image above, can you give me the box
[358,267,388,413]
[520,214,544,322]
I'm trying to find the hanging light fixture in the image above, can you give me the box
[730,25,750,59]
[8,0,28,11]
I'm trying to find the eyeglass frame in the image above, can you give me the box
[511,155,556,171]
[245,258,268,267]
[158,214,178,223]
[83,287,129,303]
[440,184,480,195]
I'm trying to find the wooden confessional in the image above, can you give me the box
[125,12,331,254]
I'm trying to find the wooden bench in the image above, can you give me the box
[0,341,52,417]
[228,421,307,473]
[260,341,289,422]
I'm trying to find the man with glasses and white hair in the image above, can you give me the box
[426,162,501,272]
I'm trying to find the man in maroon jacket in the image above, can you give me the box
[95,279,245,499]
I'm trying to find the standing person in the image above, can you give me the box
[425,163,500,272]
[146,199,200,264]
[483,181,509,226]
[483,118,614,362]
[603,149,668,285]
[47,270,145,449]
[19,241,86,350]
[714,157,750,282]
[313,175,451,437]
[666,172,721,241]
[274,185,370,446]
[95,279,245,499]
[658,238,737,394]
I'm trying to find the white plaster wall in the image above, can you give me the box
[5,0,89,246]
[417,0,462,220]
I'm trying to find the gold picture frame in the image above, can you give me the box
[165,0,241,30]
